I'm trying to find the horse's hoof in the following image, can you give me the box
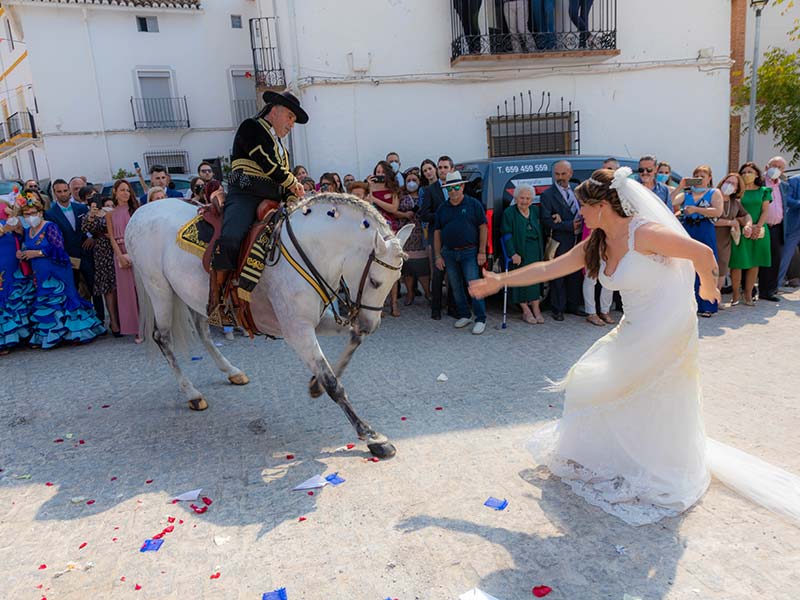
[188,397,208,411]
[367,441,396,459]
[308,376,324,398]
[228,372,250,386]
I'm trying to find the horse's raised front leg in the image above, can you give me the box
[309,328,364,398]
[189,310,249,385]
[153,328,207,411]
[284,322,396,459]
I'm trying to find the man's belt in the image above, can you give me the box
[447,244,477,251]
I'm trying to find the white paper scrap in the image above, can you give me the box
[173,488,203,502]
[459,589,503,600]
[436,373,448,382]
[213,536,231,546]
[292,475,329,491]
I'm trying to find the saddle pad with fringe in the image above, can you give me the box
[176,215,215,257]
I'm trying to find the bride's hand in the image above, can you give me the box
[699,280,721,305]
[469,270,503,299]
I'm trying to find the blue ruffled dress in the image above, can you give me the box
[24,221,105,348]
[0,220,34,350]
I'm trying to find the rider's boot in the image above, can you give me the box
[207,269,235,327]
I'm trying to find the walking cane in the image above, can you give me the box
[498,235,512,330]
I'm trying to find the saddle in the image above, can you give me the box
[197,194,282,336]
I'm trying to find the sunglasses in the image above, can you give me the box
[638,167,654,174]
[199,169,213,174]
[447,185,462,191]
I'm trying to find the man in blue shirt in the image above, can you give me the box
[433,171,488,334]
[137,164,184,204]
[634,154,671,209]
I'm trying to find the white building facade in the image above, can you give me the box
[0,0,262,184]
[258,0,735,181]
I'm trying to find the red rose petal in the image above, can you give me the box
[171,499,179,504]
[114,527,120,530]
[346,443,355,449]
[112,537,118,542]
[101,404,111,408]
[110,477,117,481]
[152,533,164,540]
[120,576,126,582]
[369,457,380,462]
[178,519,184,524]
[134,583,141,590]
[532,585,552,598]
[435,406,443,411]
[285,454,294,460]
[307,491,314,496]
[36,584,43,588]
[167,516,175,523]
[163,525,174,533]
[86,500,95,505]
[45,482,54,487]
[298,517,307,522]
[209,572,221,580]
[53,439,64,443]
[189,504,207,514]
[78,440,85,445]
[201,496,213,506]
[400,416,407,421]
[145,479,153,484]
[38,564,47,570]
[78,542,87,550]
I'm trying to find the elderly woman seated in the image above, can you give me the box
[501,184,544,324]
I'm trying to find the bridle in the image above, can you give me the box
[282,211,402,327]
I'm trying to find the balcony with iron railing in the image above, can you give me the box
[250,17,286,90]
[131,97,190,129]
[233,98,258,125]
[6,110,37,140]
[450,0,619,64]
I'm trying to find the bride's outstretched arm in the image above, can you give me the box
[635,223,721,303]
[469,240,587,299]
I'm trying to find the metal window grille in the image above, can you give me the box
[143,150,189,175]
[137,16,159,33]
[450,0,617,61]
[131,97,190,129]
[487,92,580,158]
[249,17,286,89]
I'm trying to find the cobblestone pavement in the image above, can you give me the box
[2,290,799,600]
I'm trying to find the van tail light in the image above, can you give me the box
[486,208,494,257]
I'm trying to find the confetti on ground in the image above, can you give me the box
[368,457,380,463]
[140,539,164,553]
[292,475,328,491]
[401,416,407,421]
[484,497,508,511]
[262,589,288,600]
[532,585,552,597]
[213,536,230,546]
[460,589,504,600]
[65,434,73,439]
[307,491,314,496]
[189,503,208,514]
[435,406,444,411]
[78,440,85,445]
[191,356,203,361]
[167,516,175,523]
[86,500,95,505]
[38,564,47,570]
[298,517,307,522]
[285,454,295,460]
[13,473,31,479]
[623,595,643,600]
[45,482,54,487]
[209,572,221,579]
[436,373,448,382]
[615,545,627,555]
[110,477,117,481]
[145,479,153,484]
[201,496,213,506]
[325,473,345,486]
[172,488,202,502]
[78,542,87,550]
[101,404,111,409]
[70,497,86,504]
[134,583,142,590]
[53,562,94,578]
[53,439,64,443]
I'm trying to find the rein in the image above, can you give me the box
[281,209,401,327]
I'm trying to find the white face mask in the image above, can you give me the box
[390,161,400,173]
[27,215,42,228]
[406,181,419,193]
[721,183,736,196]
[766,167,781,180]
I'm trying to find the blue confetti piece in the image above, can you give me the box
[140,538,164,552]
[191,356,203,361]
[262,589,288,600]
[325,473,345,486]
[484,497,508,511]
[223,326,234,333]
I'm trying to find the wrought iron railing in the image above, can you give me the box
[6,110,36,139]
[131,97,190,129]
[451,0,617,61]
[487,92,580,157]
[250,17,286,89]
[233,98,258,124]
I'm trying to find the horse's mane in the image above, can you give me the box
[290,192,393,236]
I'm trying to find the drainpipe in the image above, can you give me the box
[284,0,309,167]
[82,8,114,179]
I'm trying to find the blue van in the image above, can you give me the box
[455,155,652,268]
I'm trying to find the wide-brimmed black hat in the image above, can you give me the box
[261,90,309,124]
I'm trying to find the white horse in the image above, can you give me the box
[125,194,413,458]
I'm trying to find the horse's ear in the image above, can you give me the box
[395,224,414,249]
[373,230,390,257]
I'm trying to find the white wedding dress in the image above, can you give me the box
[528,170,800,526]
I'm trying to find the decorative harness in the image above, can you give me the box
[280,210,402,327]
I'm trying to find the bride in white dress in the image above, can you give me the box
[470,167,800,526]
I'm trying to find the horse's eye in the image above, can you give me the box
[368,277,380,289]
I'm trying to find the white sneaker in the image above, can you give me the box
[471,321,486,335]
[454,317,473,329]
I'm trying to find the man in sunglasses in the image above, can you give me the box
[634,154,671,209]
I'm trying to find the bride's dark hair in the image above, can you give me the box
[575,168,628,279]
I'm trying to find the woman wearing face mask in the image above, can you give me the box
[656,162,677,190]
[714,173,751,295]
[728,162,773,306]
[672,165,723,316]
[396,171,430,310]
[0,197,34,354]
[13,193,105,348]
[187,177,206,206]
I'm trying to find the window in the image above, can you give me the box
[11,156,20,179]
[144,150,189,175]
[5,20,14,51]
[487,113,580,157]
[136,16,159,33]
[231,15,243,29]
[231,69,257,124]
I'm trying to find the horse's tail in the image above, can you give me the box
[134,268,197,358]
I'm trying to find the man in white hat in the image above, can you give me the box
[433,171,488,334]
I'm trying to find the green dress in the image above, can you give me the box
[728,187,772,270]
[501,204,543,304]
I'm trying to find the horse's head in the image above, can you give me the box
[345,223,414,335]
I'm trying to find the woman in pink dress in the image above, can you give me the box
[106,180,141,341]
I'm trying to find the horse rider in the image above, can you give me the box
[208,90,309,325]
